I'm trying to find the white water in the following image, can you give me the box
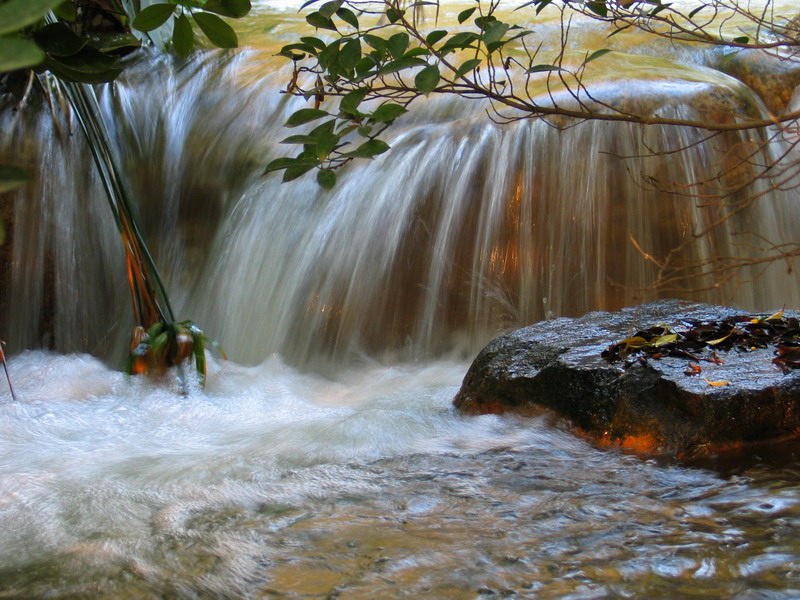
[1,351,800,598]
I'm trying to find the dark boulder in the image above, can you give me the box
[453,300,800,457]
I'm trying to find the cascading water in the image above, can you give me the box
[4,48,799,365]
[1,2,800,598]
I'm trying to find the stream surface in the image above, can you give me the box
[1,352,799,599]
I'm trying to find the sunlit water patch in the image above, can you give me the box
[1,353,799,598]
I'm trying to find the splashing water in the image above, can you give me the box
[0,351,799,598]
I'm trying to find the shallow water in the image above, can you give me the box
[1,352,799,599]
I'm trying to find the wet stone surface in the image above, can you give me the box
[454,300,800,457]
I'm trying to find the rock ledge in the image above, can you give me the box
[453,300,800,457]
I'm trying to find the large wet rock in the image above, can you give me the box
[454,300,800,457]
[710,49,800,115]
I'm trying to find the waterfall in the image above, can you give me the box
[1,45,798,368]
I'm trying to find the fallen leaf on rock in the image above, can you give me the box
[684,363,702,376]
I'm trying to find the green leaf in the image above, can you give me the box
[32,22,86,57]
[607,23,632,38]
[300,36,327,51]
[146,322,166,337]
[43,55,121,82]
[172,13,194,57]
[441,31,480,52]
[318,0,342,18]
[318,40,340,69]
[385,7,402,23]
[202,0,251,18]
[425,30,448,46]
[387,32,409,59]
[526,63,562,73]
[317,168,336,189]
[264,156,303,173]
[583,48,611,64]
[315,132,339,157]
[586,0,607,17]
[285,108,330,127]
[688,5,705,18]
[193,11,238,48]
[191,330,207,387]
[457,7,476,23]
[93,32,140,53]
[403,47,430,58]
[339,37,361,70]
[378,56,426,75]
[732,35,749,44]
[278,50,306,61]
[279,42,317,56]
[371,102,406,122]
[132,3,176,32]
[483,21,509,46]
[306,10,337,31]
[355,55,376,76]
[49,45,118,72]
[346,139,390,158]
[0,165,29,194]
[0,0,65,36]
[0,37,44,72]
[283,162,318,182]
[474,15,497,29]
[454,57,481,79]
[415,64,439,94]
[363,34,385,53]
[52,0,77,20]
[340,87,369,114]
[309,118,336,137]
[357,125,372,137]
[280,134,317,144]
[151,331,169,355]
[336,6,358,29]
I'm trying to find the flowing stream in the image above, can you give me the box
[1,1,800,598]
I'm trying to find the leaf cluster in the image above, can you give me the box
[133,0,251,58]
[126,320,225,388]
[602,310,800,374]
[0,0,252,82]
[271,0,540,185]
[1,0,137,84]
[0,0,64,74]
[272,0,800,190]
[0,0,252,192]
[263,94,401,188]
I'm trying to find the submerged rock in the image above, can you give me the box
[453,300,800,458]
